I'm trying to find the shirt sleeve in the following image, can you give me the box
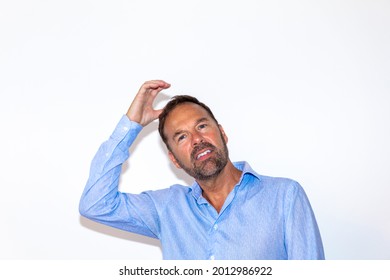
[79,115,163,239]
[284,181,325,259]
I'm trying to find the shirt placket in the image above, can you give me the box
[207,205,219,260]
[206,188,238,260]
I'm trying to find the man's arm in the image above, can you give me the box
[284,182,325,259]
[79,80,171,238]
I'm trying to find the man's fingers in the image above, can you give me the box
[140,80,171,92]
[137,80,170,105]
[139,80,170,105]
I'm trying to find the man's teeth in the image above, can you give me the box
[197,150,211,159]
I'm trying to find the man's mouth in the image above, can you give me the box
[191,142,216,161]
[196,149,212,160]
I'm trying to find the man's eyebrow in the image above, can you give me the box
[195,117,210,125]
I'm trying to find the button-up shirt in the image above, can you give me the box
[79,115,325,259]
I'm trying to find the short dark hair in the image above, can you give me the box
[158,95,219,149]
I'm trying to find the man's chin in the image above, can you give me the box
[193,161,225,180]
[193,158,217,172]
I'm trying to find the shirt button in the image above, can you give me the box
[213,224,218,230]
[123,126,129,131]
[210,255,215,260]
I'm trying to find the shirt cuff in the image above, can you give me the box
[110,115,143,141]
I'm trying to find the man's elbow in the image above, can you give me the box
[79,199,94,219]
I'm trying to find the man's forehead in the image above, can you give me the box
[164,103,214,131]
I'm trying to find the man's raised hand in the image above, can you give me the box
[126,80,171,127]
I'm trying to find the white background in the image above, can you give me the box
[1,0,389,260]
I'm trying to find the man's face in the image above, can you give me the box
[164,103,229,181]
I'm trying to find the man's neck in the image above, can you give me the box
[197,161,242,213]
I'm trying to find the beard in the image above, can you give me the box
[171,134,229,181]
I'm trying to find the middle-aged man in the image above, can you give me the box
[79,80,325,260]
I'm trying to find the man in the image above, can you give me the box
[79,80,325,260]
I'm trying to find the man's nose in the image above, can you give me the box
[192,131,204,146]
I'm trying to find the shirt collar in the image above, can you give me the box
[189,161,260,202]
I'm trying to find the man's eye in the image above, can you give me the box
[177,135,186,142]
[198,124,207,129]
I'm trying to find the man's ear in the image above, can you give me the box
[219,124,228,144]
[168,151,182,169]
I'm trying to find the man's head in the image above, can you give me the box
[158,95,219,147]
[158,95,230,181]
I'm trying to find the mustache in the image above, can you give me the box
[191,142,215,160]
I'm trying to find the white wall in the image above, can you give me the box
[1,0,389,260]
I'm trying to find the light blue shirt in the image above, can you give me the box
[79,115,325,260]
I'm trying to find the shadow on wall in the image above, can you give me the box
[79,216,162,251]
